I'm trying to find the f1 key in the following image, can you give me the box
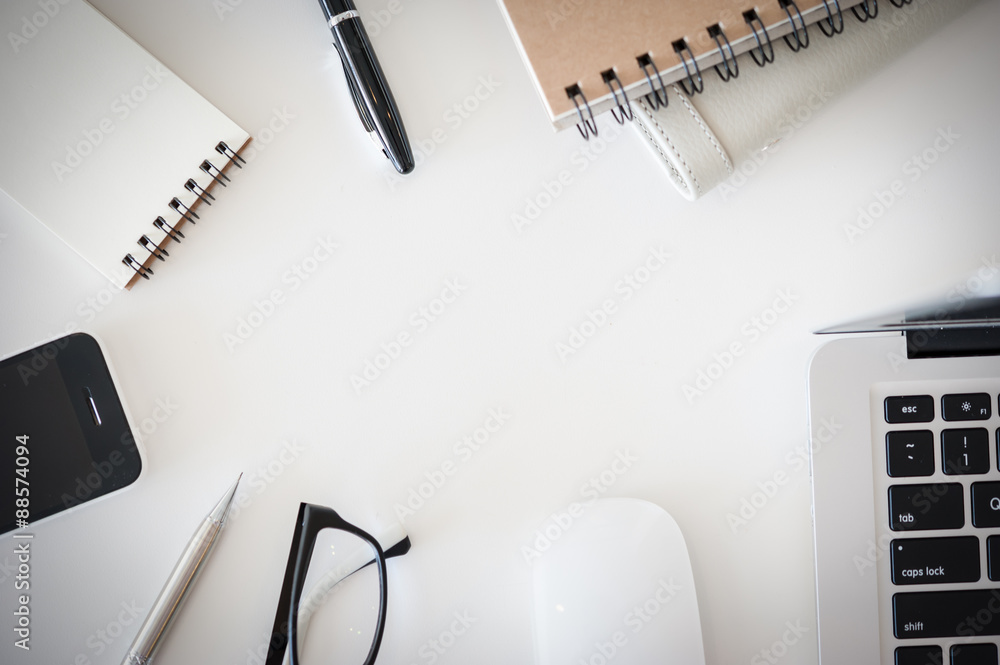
[942,393,992,421]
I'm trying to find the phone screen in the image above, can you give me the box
[0,334,141,533]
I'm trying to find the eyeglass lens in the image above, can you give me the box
[291,527,381,665]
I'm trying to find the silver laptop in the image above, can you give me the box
[809,292,1000,665]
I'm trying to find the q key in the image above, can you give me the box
[972,482,1000,528]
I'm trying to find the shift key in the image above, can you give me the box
[895,589,1000,638]
[889,484,965,531]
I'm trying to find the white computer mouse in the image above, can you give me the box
[531,497,706,665]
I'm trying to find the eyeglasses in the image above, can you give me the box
[264,503,411,665]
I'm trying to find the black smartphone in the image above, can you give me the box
[0,332,144,534]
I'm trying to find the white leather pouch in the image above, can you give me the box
[632,0,981,201]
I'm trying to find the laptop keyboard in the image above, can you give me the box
[876,387,1000,665]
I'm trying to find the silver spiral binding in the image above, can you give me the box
[121,141,245,283]
[566,0,899,141]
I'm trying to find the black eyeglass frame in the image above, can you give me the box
[264,503,411,665]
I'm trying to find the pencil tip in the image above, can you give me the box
[209,474,243,526]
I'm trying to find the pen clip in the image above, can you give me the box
[325,4,414,174]
[342,60,375,134]
[341,59,391,157]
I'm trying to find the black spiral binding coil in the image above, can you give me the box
[852,0,878,21]
[122,141,245,283]
[153,216,184,241]
[744,9,776,66]
[637,54,669,109]
[566,84,599,139]
[139,234,167,261]
[779,0,811,51]
[601,69,633,124]
[672,39,704,96]
[567,0,899,140]
[216,141,246,168]
[200,160,231,187]
[708,24,740,82]
[185,178,215,206]
[819,0,845,37]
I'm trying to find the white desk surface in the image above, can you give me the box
[2,1,999,663]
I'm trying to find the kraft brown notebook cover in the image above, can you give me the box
[498,0,875,133]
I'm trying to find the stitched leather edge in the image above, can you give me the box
[634,113,689,196]
[635,97,701,197]
[671,85,734,175]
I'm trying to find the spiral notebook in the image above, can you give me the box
[0,0,250,290]
[498,0,879,136]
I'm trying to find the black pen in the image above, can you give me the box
[317,0,414,174]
